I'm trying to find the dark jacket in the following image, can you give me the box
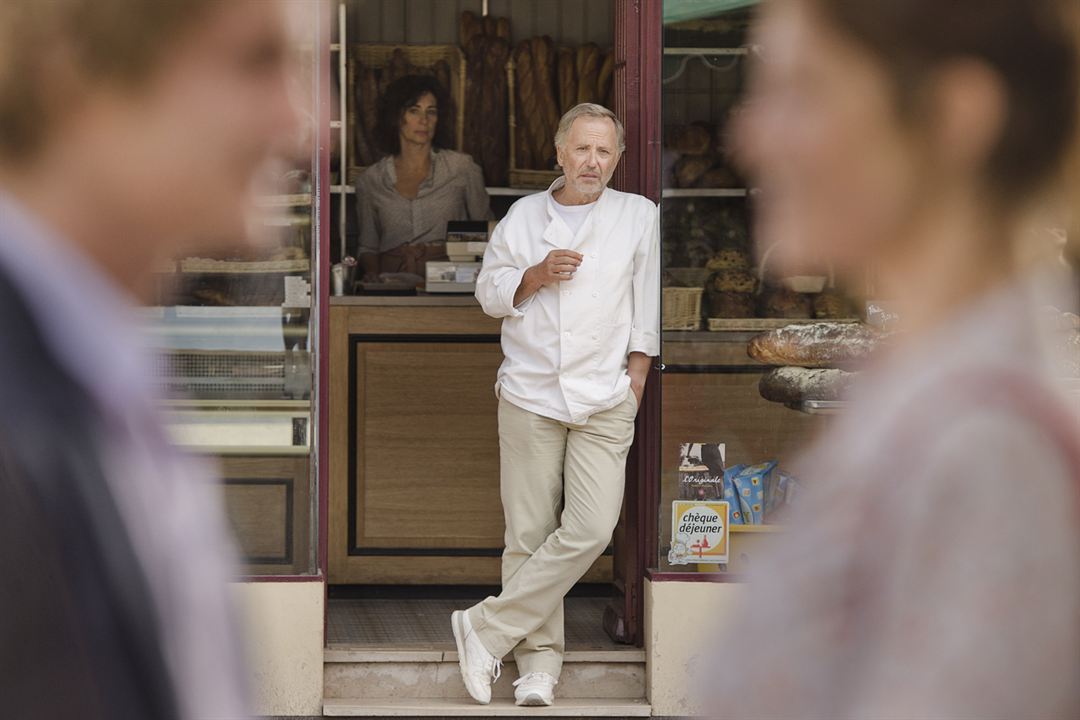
[0,269,180,719]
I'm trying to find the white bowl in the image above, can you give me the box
[782,275,828,294]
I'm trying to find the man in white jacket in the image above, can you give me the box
[452,103,660,707]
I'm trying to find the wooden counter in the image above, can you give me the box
[328,297,612,585]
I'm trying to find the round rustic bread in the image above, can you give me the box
[759,366,855,405]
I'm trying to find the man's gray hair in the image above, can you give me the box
[553,103,626,153]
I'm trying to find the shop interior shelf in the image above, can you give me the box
[662,188,748,198]
[176,258,310,274]
[730,524,785,533]
[487,186,541,196]
[255,193,312,208]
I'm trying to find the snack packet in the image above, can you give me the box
[722,464,746,525]
[731,461,777,525]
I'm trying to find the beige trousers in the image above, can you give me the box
[467,392,638,678]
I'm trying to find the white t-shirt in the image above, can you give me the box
[551,198,597,237]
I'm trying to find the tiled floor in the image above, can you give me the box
[327,596,622,651]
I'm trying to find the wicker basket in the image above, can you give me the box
[663,287,704,331]
[346,45,467,182]
[506,58,562,190]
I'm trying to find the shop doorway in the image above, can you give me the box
[323,0,648,647]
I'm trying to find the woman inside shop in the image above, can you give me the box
[357,74,493,281]
[705,0,1080,717]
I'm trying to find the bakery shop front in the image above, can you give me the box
[153,0,886,715]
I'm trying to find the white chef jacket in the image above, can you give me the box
[475,177,660,424]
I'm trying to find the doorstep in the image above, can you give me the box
[321,697,652,717]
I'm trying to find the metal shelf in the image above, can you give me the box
[662,188,748,198]
[797,400,847,415]
[486,187,541,197]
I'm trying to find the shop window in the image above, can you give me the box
[658,1,842,573]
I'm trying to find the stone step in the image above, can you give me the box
[322,697,652,717]
[324,645,646,702]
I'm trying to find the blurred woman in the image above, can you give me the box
[708,1,1080,718]
[356,74,492,281]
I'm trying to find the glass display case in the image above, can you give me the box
[142,9,325,576]
[657,0,829,573]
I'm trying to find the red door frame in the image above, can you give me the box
[607,0,663,646]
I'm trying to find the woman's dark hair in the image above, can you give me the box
[375,74,454,156]
[811,0,1079,206]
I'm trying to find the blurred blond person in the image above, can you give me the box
[0,2,300,718]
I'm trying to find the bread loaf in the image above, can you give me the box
[463,35,485,162]
[759,367,855,405]
[748,322,879,368]
[813,289,854,319]
[459,11,483,49]
[668,124,711,155]
[709,268,757,294]
[557,47,578,114]
[674,155,711,188]
[575,44,600,105]
[705,247,752,272]
[359,66,381,158]
[514,40,539,169]
[760,287,813,319]
[530,36,559,169]
[707,291,756,318]
[699,166,738,188]
[597,51,615,108]
[479,37,510,185]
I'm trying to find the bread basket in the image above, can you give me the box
[663,287,704,331]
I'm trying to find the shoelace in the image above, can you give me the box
[491,658,502,682]
[513,672,555,688]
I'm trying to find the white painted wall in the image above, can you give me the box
[646,578,744,718]
[233,581,325,717]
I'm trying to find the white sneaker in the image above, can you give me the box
[451,610,501,705]
[513,671,557,706]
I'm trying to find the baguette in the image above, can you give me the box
[597,50,615,108]
[513,40,538,169]
[463,35,485,160]
[459,10,483,49]
[557,46,578,114]
[480,37,510,185]
[530,36,559,169]
[359,65,381,157]
[748,322,879,368]
[576,43,600,105]
[495,17,511,41]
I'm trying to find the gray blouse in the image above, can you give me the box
[355,149,493,255]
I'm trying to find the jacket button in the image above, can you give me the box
[592,292,599,298]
